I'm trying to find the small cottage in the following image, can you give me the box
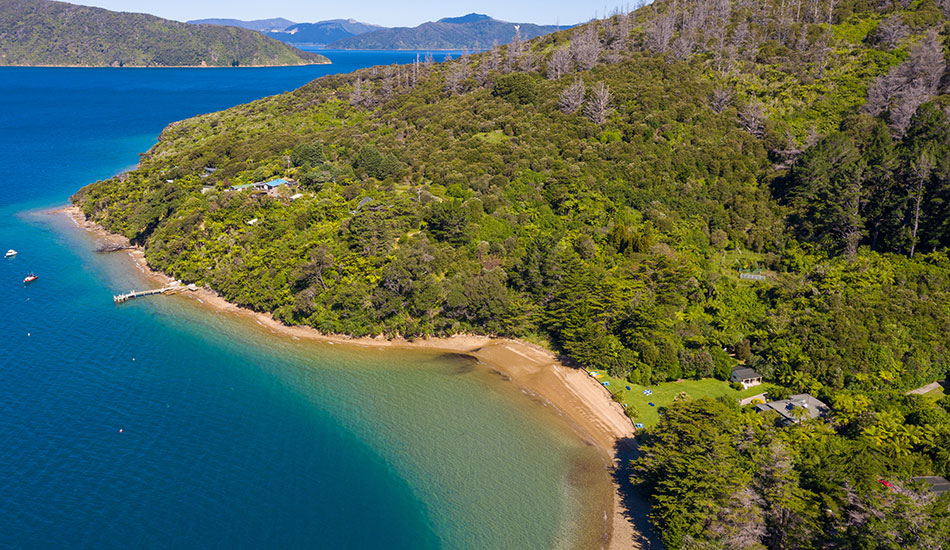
[731,366,763,389]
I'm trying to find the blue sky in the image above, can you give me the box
[78,1,630,27]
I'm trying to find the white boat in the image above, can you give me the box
[4,249,16,258]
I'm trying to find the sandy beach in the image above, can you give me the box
[60,204,646,550]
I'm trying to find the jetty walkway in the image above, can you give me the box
[113,282,199,304]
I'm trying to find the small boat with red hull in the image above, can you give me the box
[23,273,37,284]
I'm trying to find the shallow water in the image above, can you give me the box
[0,54,601,549]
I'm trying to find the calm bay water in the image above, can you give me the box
[0,53,599,549]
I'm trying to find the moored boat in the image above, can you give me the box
[23,273,37,284]
[4,249,16,258]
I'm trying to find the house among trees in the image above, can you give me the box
[912,476,950,497]
[230,178,289,192]
[731,366,763,389]
[755,394,829,425]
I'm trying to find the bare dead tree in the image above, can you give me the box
[709,86,734,114]
[645,11,675,53]
[908,147,935,258]
[517,50,540,72]
[864,30,946,135]
[475,56,491,86]
[739,100,767,138]
[912,30,946,91]
[410,54,420,88]
[570,25,601,71]
[559,77,586,114]
[864,71,904,117]
[817,0,839,76]
[889,82,930,135]
[487,40,500,72]
[444,58,468,95]
[870,14,910,49]
[349,77,371,108]
[547,47,573,80]
[708,487,766,549]
[669,34,694,60]
[613,12,631,51]
[584,81,614,125]
[505,26,523,73]
[709,0,732,72]
[379,66,395,101]
[806,0,824,23]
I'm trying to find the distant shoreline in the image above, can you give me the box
[57,204,644,550]
[0,61,331,68]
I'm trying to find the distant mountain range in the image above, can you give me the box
[0,0,328,67]
[188,13,568,50]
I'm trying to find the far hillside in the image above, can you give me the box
[187,18,297,32]
[264,20,384,46]
[328,14,566,50]
[0,0,328,66]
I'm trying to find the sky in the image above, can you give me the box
[75,0,632,27]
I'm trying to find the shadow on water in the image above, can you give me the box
[613,437,665,549]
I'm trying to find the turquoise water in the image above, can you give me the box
[0,54,599,548]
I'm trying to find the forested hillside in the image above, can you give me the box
[187,18,297,32]
[326,14,562,50]
[0,0,327,67]
[73,0,950,546]
[264,20,383,46]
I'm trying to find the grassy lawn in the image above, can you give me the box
[472,130,509,144]
[588,371,774,428]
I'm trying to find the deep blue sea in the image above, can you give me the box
[0,52,600,549]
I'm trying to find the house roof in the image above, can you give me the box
[732,366,761,379]
[260,178,288,187]
[912,476,950,496]
[756,393,828,423]
[230,183,256,190]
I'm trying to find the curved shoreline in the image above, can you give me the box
[58,204,644,550]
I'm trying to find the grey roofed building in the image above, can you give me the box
[230,178,289,192]
[911,476,950,497]
[755,393,829,424]
[731,366,763,389]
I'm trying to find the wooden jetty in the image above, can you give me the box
[113,282,198,304]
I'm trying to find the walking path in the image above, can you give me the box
[907,380,946,395]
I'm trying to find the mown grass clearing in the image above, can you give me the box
[586,372,775,428]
